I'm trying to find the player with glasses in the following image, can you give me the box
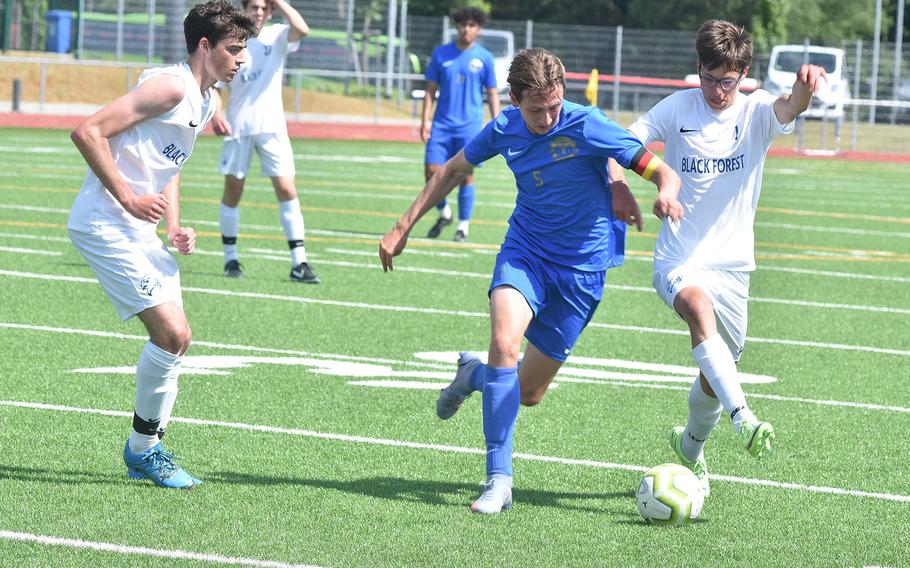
[699,68,744,91]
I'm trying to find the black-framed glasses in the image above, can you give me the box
[698,69,744,91]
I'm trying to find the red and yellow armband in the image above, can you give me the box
[630,147,663,181]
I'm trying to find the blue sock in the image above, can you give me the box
[482,365,520,477]
[457,184,475,221]
[469,363,486,392]
[436,199,448,212]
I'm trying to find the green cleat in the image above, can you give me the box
[670,426,710,497]
[738,420,775,459]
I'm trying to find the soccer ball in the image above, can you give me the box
[636,463,705,525]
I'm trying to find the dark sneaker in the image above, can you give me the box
[223,259,243,278]
[290,262,320,284]
[453,230,467,243]
[426,216,453,238]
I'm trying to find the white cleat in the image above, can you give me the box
[436,352,484,420]
[470,474,513,514]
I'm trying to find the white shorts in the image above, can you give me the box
[219,133,296,179]
[652,264,750,361]
[69,227,183,321]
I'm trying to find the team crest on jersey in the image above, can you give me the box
[263,44,272,56]
[469,58,484,73]
[550,136,579,161]
[139,274,160,297]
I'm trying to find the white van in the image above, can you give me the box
[763,45,848,118]
[443,27,515,96]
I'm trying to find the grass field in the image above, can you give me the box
[0,127,909,567]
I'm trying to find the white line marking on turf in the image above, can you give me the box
[0,531,324,568]
[0,245,61,256]
[1,400,908,504]
[1,269,908,357]
[760,265,910,283]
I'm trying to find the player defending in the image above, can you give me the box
[421,7,500,242]
[67,0,256,489]
[380,48,683,514]
[212,0,319,283]
[625,20,828,495]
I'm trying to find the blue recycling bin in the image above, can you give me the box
[45,10,73,53]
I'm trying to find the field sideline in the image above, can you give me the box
[0,127,908,567]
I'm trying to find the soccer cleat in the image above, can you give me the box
[223,259,243,278]
[738,419,775,459]
[426,216,452,238]
[290,262,320,284]
[453,230,468,243]
[470,474,513,514]
[670,426,710,497]
[123,441,202,489]
[436,351,483,420]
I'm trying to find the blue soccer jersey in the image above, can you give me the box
[464,100,645,271]
[425,42,497,133]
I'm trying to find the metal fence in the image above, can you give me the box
[2,0,909,127]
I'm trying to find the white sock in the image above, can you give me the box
[440,204,453,220]
[681,377,723,461]
[692,334,756,433]
[279,198,307,265]
[220,203,240,262]
[128,342,181,454]
[456,220,470,234]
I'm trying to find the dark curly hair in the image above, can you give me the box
[452,6,486,27]
[184,0,258,54]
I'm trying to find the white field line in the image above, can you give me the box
[2,322,908,414]
[0,245,61,256]
[2,269,909,357]
[0,530,324,568]
[1,399,909,504]
[756,221,910,239]
[760,265,910,283]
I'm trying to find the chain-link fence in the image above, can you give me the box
[2,0,909,128]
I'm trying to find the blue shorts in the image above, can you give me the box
[489,243,606,362]
[425,123,482,166]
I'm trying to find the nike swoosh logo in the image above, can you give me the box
[679,127,698,133]
[189,120,199,128]
[507,148,523,156]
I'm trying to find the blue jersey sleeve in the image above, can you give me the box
[463,120,498,165]
[425,47,442,83]
[582,108,645,169]
[483,52,497,90]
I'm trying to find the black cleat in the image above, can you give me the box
[426,216,453,239]
[453,230,467,243]
[224,259,243,278]
[290,262,320,284]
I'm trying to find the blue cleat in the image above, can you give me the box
[123,441,202,489]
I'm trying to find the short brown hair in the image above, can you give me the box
[507,48,566,102]
[695,20,752,72]
[184,0,257,54]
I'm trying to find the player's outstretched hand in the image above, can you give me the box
[379,225,409,272]
[609,180,643,231]
[211,113,232,137]
[797,64,828,93]
[169,226,196,255]
[126,193,170,223]
[653,192,684,222]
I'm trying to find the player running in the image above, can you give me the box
[624,19,828,496]
[380,48,683,514]
[421,7,500,242]
[68,0,257,489]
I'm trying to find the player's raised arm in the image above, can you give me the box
[379,149,474,271]
[773,63,828,124]
[71,74,185,223]
[273,0,309,42]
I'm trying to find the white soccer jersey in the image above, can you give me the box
[68,63,216,235]
[629,88,793,271]
[219,24,299,139]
